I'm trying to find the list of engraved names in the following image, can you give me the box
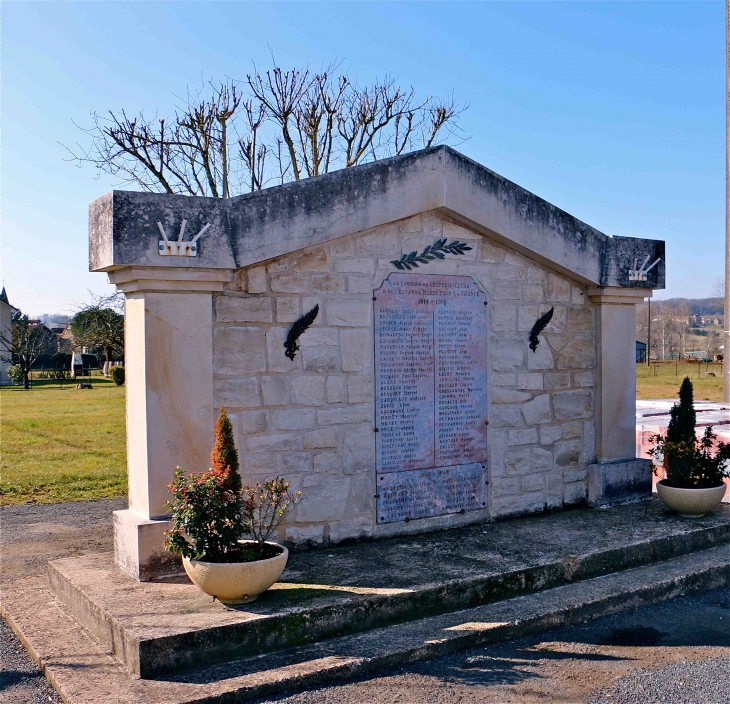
[374,274,488,523]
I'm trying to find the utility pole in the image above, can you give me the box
[725,0,730,401]
[647,298,651,367]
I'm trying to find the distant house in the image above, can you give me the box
[0,288,11,382]
[636,340,647,363]
[55,323,75,353]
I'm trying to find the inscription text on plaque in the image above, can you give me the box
[374,273,488,523]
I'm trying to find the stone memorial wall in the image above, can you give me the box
[211,211,597,545]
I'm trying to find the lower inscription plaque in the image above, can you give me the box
[374,273,488,523]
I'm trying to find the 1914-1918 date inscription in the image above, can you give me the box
[374,273,488,523]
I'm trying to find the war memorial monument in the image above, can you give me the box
[87,145,664,580]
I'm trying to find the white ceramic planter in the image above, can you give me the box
[656,480,726,518]
[182,542,288,604]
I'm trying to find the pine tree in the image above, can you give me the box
[210,407,241,492]
[666,377,696,445]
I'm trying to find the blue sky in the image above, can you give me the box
[2,1,724,316]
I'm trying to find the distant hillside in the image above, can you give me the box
[655,297,724,316]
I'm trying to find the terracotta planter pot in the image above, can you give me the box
[182,542,288,604]
[656,480,726,518]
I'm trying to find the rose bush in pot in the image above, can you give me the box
[648,377,730,517]
[163,408,300,603]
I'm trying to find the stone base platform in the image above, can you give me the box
[47,501,730,677]
[4,499,730,703]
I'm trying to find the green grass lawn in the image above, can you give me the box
[1,375,127,505]
[636,360,723,402]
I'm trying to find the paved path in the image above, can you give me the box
[246,587,729,704]
[1,499,125,703]
[1,500,728,703]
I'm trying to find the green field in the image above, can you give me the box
[1,375,127,505]
[636,360,723,402]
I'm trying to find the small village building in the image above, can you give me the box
[89,146,665,580]
[0,288,13,383]
[54,323,75,353]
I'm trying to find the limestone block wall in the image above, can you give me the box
[212,211,597,546]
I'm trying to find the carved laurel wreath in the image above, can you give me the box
[391,238,472,270]
[284,305,319,360]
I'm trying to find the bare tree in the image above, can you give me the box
[247,66,313,182]
[175,81,243,198]
[713,277,725,299]
[0,312,57,389]
[673,303,691,359]
[705,329,720,360]
[650,303,668,360]
[647,302,685,360]
[67,62,466,196]
[238,99,268,192]
[71,293,125,374]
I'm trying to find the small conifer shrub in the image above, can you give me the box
[210,407,241,492]
[164,407,301,562]
[109,366,125,386]
[666,376,695,445]
[648,377,730,489]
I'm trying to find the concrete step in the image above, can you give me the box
[6,545,729,704]
[46,500,730,678]
[169,545,730,699]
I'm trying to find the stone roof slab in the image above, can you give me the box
[89,146,664,290]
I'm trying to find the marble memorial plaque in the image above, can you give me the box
[374,273,488,523]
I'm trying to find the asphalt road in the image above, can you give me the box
[1,587,727,704]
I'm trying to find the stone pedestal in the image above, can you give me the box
[109,267,232,580]
[588,458,653,507]
[112,510,179,581]
[587,287,652,506]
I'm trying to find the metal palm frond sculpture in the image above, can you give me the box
[284,305,319,361]
[529,307,554,352]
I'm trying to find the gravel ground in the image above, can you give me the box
[590,656,730,704]
[0,616,61,703]
[0,499,126,548]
